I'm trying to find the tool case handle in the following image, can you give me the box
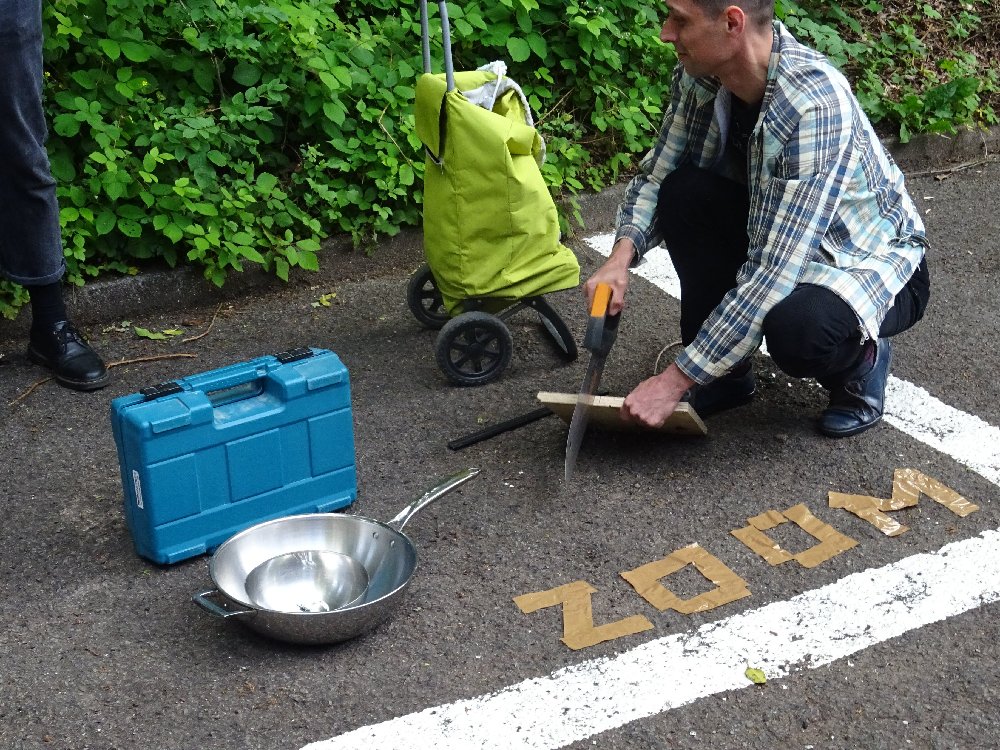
[419,0,456,91]
[140,348,317,403]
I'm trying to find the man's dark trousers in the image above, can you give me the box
[655,163,929,382]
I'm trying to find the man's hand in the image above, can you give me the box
[621,363,695,428]
[584,238,635,316]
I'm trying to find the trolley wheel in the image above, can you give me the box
[407,263,449,330]
[435,312,513,386]
[529,296,578,362]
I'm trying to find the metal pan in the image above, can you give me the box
[192,467,479,644]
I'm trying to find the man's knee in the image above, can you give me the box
[763,286,860,379]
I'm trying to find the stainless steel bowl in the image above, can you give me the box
[193,467,479,644]
[245,550,370,613]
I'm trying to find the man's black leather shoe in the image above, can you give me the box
[819,338,891,438]
[27,320,111,391]
[687,366,756,418]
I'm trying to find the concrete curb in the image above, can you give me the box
[14,124,1000,335]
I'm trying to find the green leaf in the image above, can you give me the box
[297,251,319,271]
[398,163,415,186]
[98,39,121,60]
[133,326,167,340]
[102,172,129,201]
[506,38,532,63]
[527,33,548,59]
[70,70,96,89]
[193,61,215,94]
[238,247,266,263]
[323,101,347,126]
[163,224,184,243]
[52,114,81,137]
[95,211,117,235]
[332,66,353,87]
[120,42,153,63]
[256,172,279,193]
[118,218,143,238]
[233,62,261,87]
[275,258,289,282]
[117,204,145,220]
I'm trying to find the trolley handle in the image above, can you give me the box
[419,0,456,92]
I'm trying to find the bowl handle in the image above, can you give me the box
[387,467,480,531]
[192,589,256,619]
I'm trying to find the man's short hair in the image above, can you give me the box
[695,0,774,26]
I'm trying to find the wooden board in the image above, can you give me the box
[537,392,707,436]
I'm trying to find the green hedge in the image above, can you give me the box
[1,0,995,317]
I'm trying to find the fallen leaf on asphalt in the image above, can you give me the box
[134,326,183,340]
[312,292,338,307]
[745,667,767,684]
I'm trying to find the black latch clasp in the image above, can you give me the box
[140,381,184,401]
[275,347,314,364]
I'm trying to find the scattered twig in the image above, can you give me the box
[8,378,50,407]
[377,108,416,170]
[181,302,224,343]
[8,353,197,407]
[537,88,575,125]
[906,155,999,179]
[107,353,198,369]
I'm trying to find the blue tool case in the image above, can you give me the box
[110,347,357,565]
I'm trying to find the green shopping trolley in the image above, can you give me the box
[406,0,580,386]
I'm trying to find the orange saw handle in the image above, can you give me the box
[584,282,621,356]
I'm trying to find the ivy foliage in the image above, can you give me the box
[778,0,998,143]
[1,0,996,317]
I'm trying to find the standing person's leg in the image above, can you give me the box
[763,259,930,436]
[656,163,755,415]
[0,0,109,390]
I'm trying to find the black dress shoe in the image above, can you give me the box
[686,366,756,418]
[818,339,891,438]
[27,320,111,391]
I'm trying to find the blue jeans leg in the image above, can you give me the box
[0,0,65,286]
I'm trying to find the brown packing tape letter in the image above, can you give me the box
[782,503,859,567]
[513,580,654,651]
[620,543,751,615]
[730,509,794,565]
[829,468,980,537]
[732,504,858,569]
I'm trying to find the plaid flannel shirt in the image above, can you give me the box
[615,22,927,384]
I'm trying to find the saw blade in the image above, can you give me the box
[563,353,607,481]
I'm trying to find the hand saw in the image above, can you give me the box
[564,282,620,480]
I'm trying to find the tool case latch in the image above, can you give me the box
[140,381,184,401]
[275,347,314,364]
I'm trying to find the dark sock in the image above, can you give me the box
[857,339,877,371]
[27,282,68,341]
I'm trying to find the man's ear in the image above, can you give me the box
[724,5,747,34]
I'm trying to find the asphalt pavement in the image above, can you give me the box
[1,127,999,750]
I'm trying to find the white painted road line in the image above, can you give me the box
[884,379,1000,486]
[304,529,1000,750]
[584,233,1000,488]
